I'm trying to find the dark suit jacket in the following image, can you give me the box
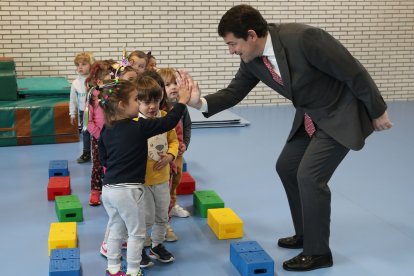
[204,23,386,150]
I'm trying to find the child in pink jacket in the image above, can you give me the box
[84,60,115,205]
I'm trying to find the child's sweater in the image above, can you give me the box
[138,110,179,185]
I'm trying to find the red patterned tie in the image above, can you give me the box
[262,56,283,85]
[262,56,315,137]
[303,112,315,137]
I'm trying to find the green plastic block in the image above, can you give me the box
[55,195,83,222]
[193,190,225,218]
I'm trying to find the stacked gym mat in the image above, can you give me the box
[0,57,79,146]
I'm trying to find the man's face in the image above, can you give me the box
[222,31,260,63]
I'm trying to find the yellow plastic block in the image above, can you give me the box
[207,208,243,239]
[48,222,77,256]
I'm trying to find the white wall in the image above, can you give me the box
[1,0,413,105]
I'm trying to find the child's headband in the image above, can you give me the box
[110,48,132,79]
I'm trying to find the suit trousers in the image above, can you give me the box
[276,125,349,255]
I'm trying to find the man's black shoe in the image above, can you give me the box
[283,252,333,271]
[277,235,303,249]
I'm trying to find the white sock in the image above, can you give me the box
[107,264,121,274]
[126,269,140,276]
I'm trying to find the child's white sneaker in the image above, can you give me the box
[170,204,190,218]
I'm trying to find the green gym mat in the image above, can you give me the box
[17,77,71,97]
[0,97,79,146]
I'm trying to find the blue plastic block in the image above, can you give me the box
[49,248,80,276]
[231,241,263,254]
[182,158,187,172]
[49,259,80,276]
[239,251,274,276]
[49,160,69,178]
[51,248,80,260]
[230,241,263,270]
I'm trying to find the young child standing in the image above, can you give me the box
[118,65,138,81]
[84,60,115,206]
[69,52,95,163]
[146,51,157,71]
[99,70,168,267]
[136,70,178,266]
[158,68,192,242]
[128,50,147,75]
[98,78,190,276]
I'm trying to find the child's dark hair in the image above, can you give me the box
[140,70,171,111]
[136,74,163,103]
[97,80,137,126]
[147,51,155,60]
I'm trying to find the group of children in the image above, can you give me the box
[68,50,192,276]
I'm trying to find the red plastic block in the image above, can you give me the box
[48,176,70,200]
[177,172,196,195]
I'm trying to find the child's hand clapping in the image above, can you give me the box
[176,69,201,109]
[176,70,192,105]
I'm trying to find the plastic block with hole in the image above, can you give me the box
[50,248,81,275]
[176,171,196,195]
[48,222,77,256]
[207,208,243,239]
[55,195,83,222]
[48,176,71,200]
[193,190,225,218]
[49,160,69,178]
[230,241,264,271]
[237,251,274,276]
[50,248,80,260]
[49,258,81,276]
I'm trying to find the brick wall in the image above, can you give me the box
[1,0,413,105]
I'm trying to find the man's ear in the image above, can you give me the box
[247,29,258,41]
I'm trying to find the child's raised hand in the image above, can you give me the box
[176,69,202,109]
[176,70,192,105]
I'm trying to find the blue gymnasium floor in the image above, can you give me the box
[1,101,414,276]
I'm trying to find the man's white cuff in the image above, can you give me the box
[200,97,208,112]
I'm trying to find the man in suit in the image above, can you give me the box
[179,4,393,272]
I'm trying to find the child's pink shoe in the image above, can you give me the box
[89,190,101,206]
